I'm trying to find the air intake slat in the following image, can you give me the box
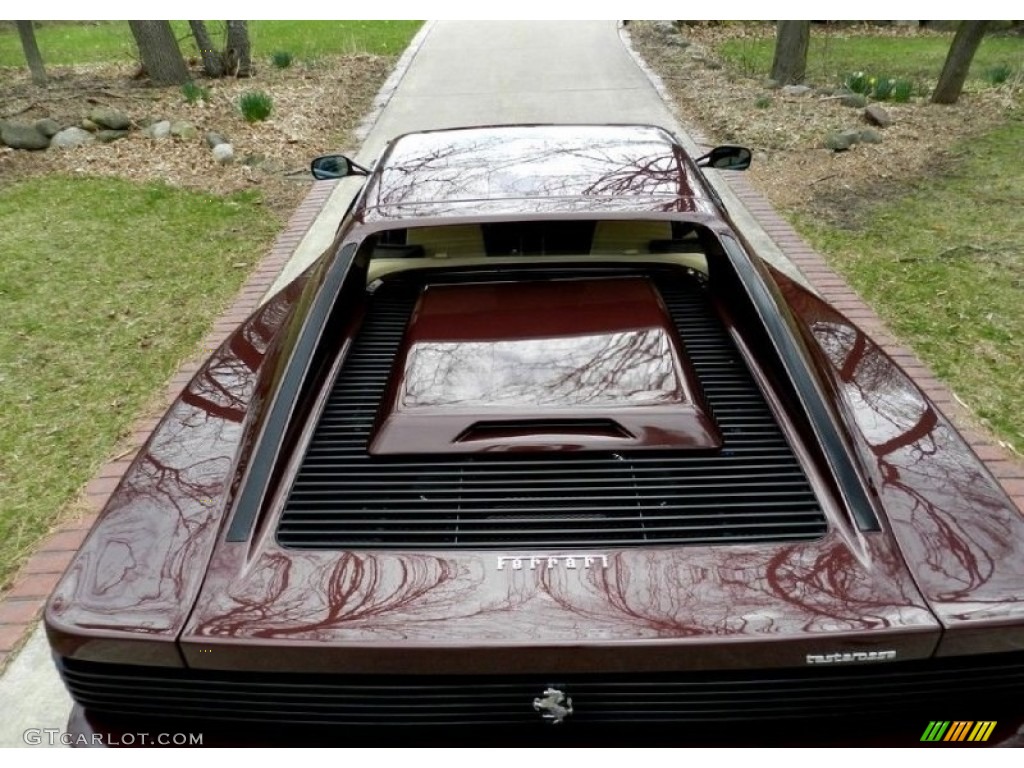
[278,274,827,549]
[283,496,820,510]
[291,474,809,488]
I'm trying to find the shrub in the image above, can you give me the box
[843,71,916,102]
[271,50,294,69]
[984,64,1013,86]
[892,79,914,103]
[181,81,210,105]
[754,95,772,109]
[873,76,895,101]
[844,71,870,95]
[239,90,273,123]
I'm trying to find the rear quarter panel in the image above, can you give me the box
[777,273,1024,653]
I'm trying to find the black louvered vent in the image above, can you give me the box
[278,273,828,549]
[59,652,1024,728]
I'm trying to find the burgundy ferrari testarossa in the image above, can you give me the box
[46,125,1024,746]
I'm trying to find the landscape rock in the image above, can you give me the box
[144,120,171,140]
[839,92,868,108]
[824,129,861,152]
[858,128,883,144]
[781,84,812,97]
[652,20,678,37]
[80,118,99,132]
[205,131,229,149]
[212,143,235,164]
[51,126,96,149]
[89,108,131,131]
[170,120,197,140]
[863,104,893,128]
[96,129,129,143]
[0,122,50,150]
[34,118,62,138]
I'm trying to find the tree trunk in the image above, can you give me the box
[128,20,189,85]
[224,21,252,78]
[189,20,224,77]
[16,21,46,85]
[770,21,810,85]
[931,21,991,104]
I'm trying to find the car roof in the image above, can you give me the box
[355,124,718,224]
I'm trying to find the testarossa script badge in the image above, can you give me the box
[806,650,897,664]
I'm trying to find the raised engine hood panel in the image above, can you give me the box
[371,278,721,454]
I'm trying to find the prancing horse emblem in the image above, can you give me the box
[533,687,573,724]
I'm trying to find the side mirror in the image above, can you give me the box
[310,154,369,180]
[696,145,752,171]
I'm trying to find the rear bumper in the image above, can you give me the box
[66,705,1024,748]
[57,651,1024,742]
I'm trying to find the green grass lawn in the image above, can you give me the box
[0,20,422,67]
[719,30,1024,88]
[709,25,1024,446]
[794,117,1024,448]
[0,18,421,592]
[0,177,280,589]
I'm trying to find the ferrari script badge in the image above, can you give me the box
[497,554,609,571]
[533,687,573,724]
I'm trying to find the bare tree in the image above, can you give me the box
[770,21,811,85]
[189,20,224,77]
[931,21,991,104]
[129,20,190,85]
[224,21,252,77]
[15,21,46,85]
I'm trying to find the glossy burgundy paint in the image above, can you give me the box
[166,257,940,672]
[44,125,1024,719]
[775,271,1024,654]
[354,125,722,224]
[362,125,706,212]
[45,272,312,664]
[371,277,722,455]
[173,534,939,674]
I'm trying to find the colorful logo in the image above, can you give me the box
[921,721,997,742]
